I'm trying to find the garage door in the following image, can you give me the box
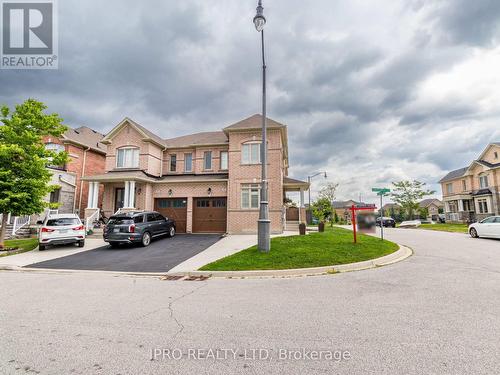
[154,198,187,233]
[193,197,227,233]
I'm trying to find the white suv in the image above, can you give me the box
[38,214,86,251]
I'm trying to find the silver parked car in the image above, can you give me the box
[103,211,176,247]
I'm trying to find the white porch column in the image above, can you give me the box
[87,182,94,208]
[300,189,305,208]
[458,199,464,212]
[128,181,136,208]
[123,181,130,208]
[92,182,99,208]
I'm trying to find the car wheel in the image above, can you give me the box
[168,226,175,238]
[141,232,151,247]
[38,244,46,251]
[469,228,479,238]
[78,240,85,247]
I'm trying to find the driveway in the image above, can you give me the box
[26,234,222,272]
[3,228,500,374]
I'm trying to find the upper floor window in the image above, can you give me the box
[184,153,192,172]
[446,183,453,194]
[242,142,261,164]
[204,151,212,170]
[462,180,467,191]
[170,154,177,172]
[116,147,139,168]
[220,151,228,170]
[241,183,260,209]
[495,151,498,159]
[479,175,489,189]
[45,142,65,153]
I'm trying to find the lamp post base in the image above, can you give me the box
[258,219,271,253]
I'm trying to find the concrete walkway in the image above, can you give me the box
[0,238,106,268]
[168,231,298,273]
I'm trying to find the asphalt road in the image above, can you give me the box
[2,228,500,374]
[26,234,222,272]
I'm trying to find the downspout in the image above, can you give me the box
[77,147,91,216]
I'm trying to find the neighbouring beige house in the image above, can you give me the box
[332,200,375,222]
[82,115,309,234]
[418,198,443,221]
[440,142,500,223]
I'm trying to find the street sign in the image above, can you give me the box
[372,187,390,194]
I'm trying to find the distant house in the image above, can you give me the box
[332,200,375,222]
[382,203,402,217]
[418,198,443,220]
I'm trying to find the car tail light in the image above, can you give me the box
[73,225,85,231]
[41,227,55,233]
[128,224,135,233]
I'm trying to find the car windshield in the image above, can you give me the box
[46,218,80,226]
[108,217,134,225]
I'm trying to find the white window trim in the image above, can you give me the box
[446,183,453,194]
[184,153,193,172]
[241,184,260,209]
[220,151,228,170]
[241,142,261,165]
[116,147,139,169]
[479,174,489,189]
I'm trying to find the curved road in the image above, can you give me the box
[1,228,500,374]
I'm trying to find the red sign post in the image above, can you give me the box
[350,204,376,243]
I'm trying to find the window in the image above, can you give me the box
[116,147,139,168]
[241,184,260,209]
[446,183,453,194]
[204,151,212,170]
[196,199,210,208]
[213,198,226,207]
[462,180,467,191]
[170,154,177,172]
[146,213,157,222]
[478,198,489,214]
[154,213,165,221]
[463,200,472,211]
[45,142,65,153]
[49,188,60,203]
[220,151,228,170]
[481,216,495,223]
[495,151,498,159]
[134,215,144,223]
[172,199,187,208]
[479,175,489,189]
[46,217,80,226]
[184,153,192,172]
[241,143,261,164]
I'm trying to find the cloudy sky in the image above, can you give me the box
[2,0,500,204]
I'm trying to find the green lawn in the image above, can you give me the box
[200,226,398,271]
[416,223,468,233]
[0,238,38,257]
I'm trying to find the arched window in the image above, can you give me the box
[116,147,139,168]
[241,141,261,165]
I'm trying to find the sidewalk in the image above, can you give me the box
[168,231,298,273]
[0,238,106,268]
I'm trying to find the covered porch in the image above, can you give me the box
[443,194,475,223]
[283,177,310,229]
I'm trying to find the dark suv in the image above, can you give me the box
[376,216,396,228]
[103,211,175,247]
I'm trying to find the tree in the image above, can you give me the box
[0,99,68,248]
[390,180,434,220]
[318,182,339,204]
[311,197,333,225]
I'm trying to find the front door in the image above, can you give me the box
[115,188,125,212]
[286,207,299,221]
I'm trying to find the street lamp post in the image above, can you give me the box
[254,0,270,252]
[307,171,328,208]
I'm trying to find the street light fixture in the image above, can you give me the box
[307,171,328,208]
[254,0,270,253]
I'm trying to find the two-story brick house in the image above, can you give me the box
[43,126,107,217]
[440,142,500,223]
[83,115,309,234]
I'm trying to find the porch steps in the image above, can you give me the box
[0,224,32,239]
[285,221,300,232]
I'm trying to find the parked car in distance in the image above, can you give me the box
[37,213,85,251]
[376,217,396,227]
[438,213,446,223]
[468,216,500,239]
[103,211,176,247]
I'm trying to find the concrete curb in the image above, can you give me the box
[0,245,412,279]
[166,245,413,278]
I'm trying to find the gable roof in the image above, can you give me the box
[419,198,443,208]
[164,131,228,148]
[62,126,107,154]
[223,114,286,132]
[439,166,468,183]
[101,118,166,148]
[332,200,372,209]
